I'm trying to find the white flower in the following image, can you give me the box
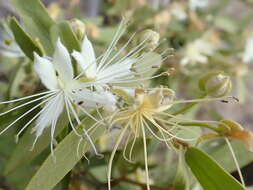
[242,36,253,63]
[189,0,209,11]
[72,36,135,84]
[0,39,112,159]
[72,21,165,89]
[181,39,214,65]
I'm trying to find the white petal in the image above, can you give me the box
[72,51,85,69]
[34,53,58,90]
[100,91,117,112]
[34,94,64,137]
[72,50,97,78]
[53,39,74,82]
[79,36,97,77]
[69,88,107,107]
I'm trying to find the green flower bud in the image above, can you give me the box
[139,29,160,51]
[199,71,232,97]
[69,19,86,40]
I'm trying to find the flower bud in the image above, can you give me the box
[199,71,232,97]
[139,29,160,51]
[219,120,253,151]
[69,19,86,40]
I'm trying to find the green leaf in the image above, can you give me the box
[185,147,245,190]
[9,17,42,60]
[50,21,81,53]
[11,0,55,55]
[24,124,104,190]
[201,139,253,173]
[4,113,68,175]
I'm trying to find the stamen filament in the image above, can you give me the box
[0,91,57,116]
[225,138,245,187]
[0,90,57,105]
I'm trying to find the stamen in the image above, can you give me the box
[123,131,135,163]
[129,124,138,162]
[98,30,155,74]
[96,106,104,121]
[0,90,57,105]
[146,116,198,142]
[0,91,57,117]
[66,97,102,157]
[98,32,137,73]
[50,118,57,163]
[30,93,63,150]
[159,128,173,150]
[64,97,82,137]
[98,19,127,71]
[108,122,129,190]
[108,71,169,84]
[15,94,58,142]
[0,94,56,136]
[77,104,100,123]
[96,38,167,83]
[225,138,245,187]
[76,137,90,164]
[50,94,63,162]
[142,117,174,142]
[140,118,150,190]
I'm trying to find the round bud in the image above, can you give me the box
[139,29,160,51]
[69,19,86,40]
[199,71,232,97]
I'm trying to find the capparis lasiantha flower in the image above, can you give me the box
[106,87,232,190]
[0,39,114,159]
[72,21,168,90]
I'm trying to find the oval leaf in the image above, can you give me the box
[24,125,104,190]
[50,21,81,53]
[11,0,55,55]
[9,17,42,60]
[4,113,68,175]
[185,147,245,190]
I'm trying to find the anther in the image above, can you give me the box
[78,101,84,105]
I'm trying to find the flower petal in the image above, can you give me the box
[100,91,117,112]
[53,39,74,82]
[69,88,108,107]
[34,53,58,90]
[33,94,64,137]
[73,36,97,78]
